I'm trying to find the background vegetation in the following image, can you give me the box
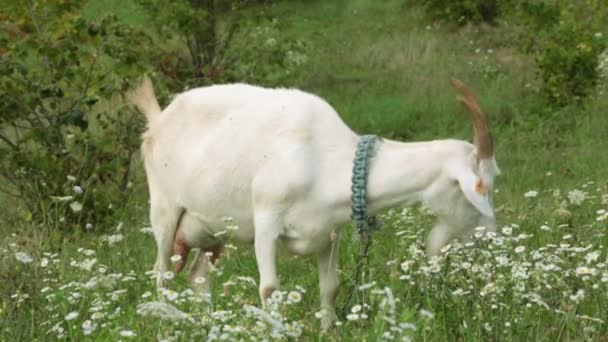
[1,0,607,340]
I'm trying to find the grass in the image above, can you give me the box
[1,0,608,340]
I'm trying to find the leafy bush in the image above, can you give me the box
[0,2,159,231]
[219,17,308,85]
[140,0,306,88]
[419,0,503,25]
[515,1,607,106]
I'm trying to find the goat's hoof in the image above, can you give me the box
[320,310,337,331]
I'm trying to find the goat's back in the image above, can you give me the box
[141,83,358,233]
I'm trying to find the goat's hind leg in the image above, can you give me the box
[150,199,184,295]
[253,210,281,305]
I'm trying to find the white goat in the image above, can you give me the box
[129,77,499,329]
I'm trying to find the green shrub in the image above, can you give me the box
[515,1,607,106]
[0,2,159,231]
[219,17,308,85]
[418,0,503,25]
[140,0,306,88]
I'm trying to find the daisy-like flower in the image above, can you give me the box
[194,276,206,284]
[576,266,595,276]
[524,190,538,198]
[40,257,49,268]
[170,255,182,263]
[597,209,607,221]
[119,330,136,337]
[65,311,79,321]
[163,289,179,301]
[570,289,585,303]
[287,291,302,303]
[515,246,526,254]
[82,320,96,335]
[15,252,33,264]
[271,290,284,303]
[69,201,83,213]
[72,185,83,195]
[568,189,587,205]
[314,308,327,319]
[585,251,600,263]
[80,258,97,272]
[163,271,175,280]
[419,309,434,319]
[136,301,189,321]
[284,322,302,338]
[351,304,362,313]
[346,313,359,321]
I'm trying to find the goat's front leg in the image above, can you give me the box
[427,221,451,256]
[254,210,281,305]
[317,238,340,330]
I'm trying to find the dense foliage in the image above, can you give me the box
[417,0,608,106]
[0,0,303,231]
[0,1,157,231]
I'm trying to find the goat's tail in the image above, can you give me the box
[128,75,161,120]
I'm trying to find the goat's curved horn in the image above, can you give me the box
[450,79,493,160]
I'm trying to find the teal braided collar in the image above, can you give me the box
[351,135,380,234]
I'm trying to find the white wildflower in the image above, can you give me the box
[585,251,600,264]
[162,289,179,301]
[50,195,73,202]
[15,252,33,264]
[576,266,595,276]
[515,246,526,254]
[570,289,585,303]
[346,313,359,321]
[284,322,302,338]
[419,309,434,319]
[82,249,95,256]
[82,320,96,334]
[119,330,136,337]
[314,308,327,319]
[72,185,83,195]
[65,311,79,321]
[139,227,153,234]
[102,234,124,245]
[41,257,49,268]
[137,301,190,321]
[170,255,182,263]
[524,190,538,198]
[69,201,83,213]
[270,290,284,303]
[79,258,97,272]
[568,189,586,205]
[287,291,302,303]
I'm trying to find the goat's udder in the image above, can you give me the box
[173,233,223,273]
[173,235,191,273]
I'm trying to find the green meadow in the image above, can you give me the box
[1,0,607,340]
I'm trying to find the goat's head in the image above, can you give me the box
[426,80,500,255]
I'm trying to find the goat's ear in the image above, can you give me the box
[456,171,494,218]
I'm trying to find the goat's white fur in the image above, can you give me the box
[130,78,499,329]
